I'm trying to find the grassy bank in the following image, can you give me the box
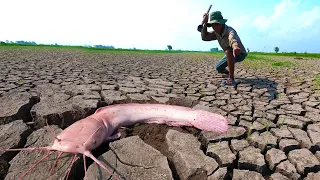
[0,43,196,54]
[1,43,319,71]
[249,51,320,58]
[1,43,320,57]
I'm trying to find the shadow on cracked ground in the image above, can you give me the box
[236,77,279,98]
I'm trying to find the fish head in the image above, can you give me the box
[51,117,108,154]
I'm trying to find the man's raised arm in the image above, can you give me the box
[201,13,217,41]
[201,24,217,41]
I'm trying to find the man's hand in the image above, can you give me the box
[233,45,241,57]
[202,13,209,25]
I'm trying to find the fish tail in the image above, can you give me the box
[191,110,228,133]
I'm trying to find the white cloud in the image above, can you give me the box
[253,0,300,30]
[228,15,251,31]
[253,0,301,30]
[271,6,320,40]
[299,6,320,28]
[0,0,205,49]
[252,0,320,41]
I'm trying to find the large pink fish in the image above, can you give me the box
[92,103,228,139]
[1,103,228,180]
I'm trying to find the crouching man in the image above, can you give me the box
[201,11,247,85]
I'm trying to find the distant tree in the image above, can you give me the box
[167,45,172,51]
[274,47,279,53]
[247,48,250,53]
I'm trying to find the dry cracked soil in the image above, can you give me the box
[0,47,320,180]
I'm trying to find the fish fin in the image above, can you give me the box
[84,151,122,180]
[107,131,121,141]
[94,107,105,114]
[145,118,193,127]
[191,110,228,133]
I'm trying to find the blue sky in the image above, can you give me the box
[1,0,319,53]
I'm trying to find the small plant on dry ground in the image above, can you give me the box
[280,119,285,128]
[246,125,254,143]
[312,73,320,96]
[200,84,205,97]
[263,120,271,144]
[278,92,285,100]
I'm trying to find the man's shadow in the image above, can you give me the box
[236,77,279,101]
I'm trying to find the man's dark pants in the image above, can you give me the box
[216,53,247,73]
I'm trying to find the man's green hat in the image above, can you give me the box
[207,11,227,27]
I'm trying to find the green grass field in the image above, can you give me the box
[1,43,319,72]
[1,43,320,58]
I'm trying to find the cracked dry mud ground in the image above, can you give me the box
[0,47,320,180]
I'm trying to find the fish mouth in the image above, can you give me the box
[51,141,85,154]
